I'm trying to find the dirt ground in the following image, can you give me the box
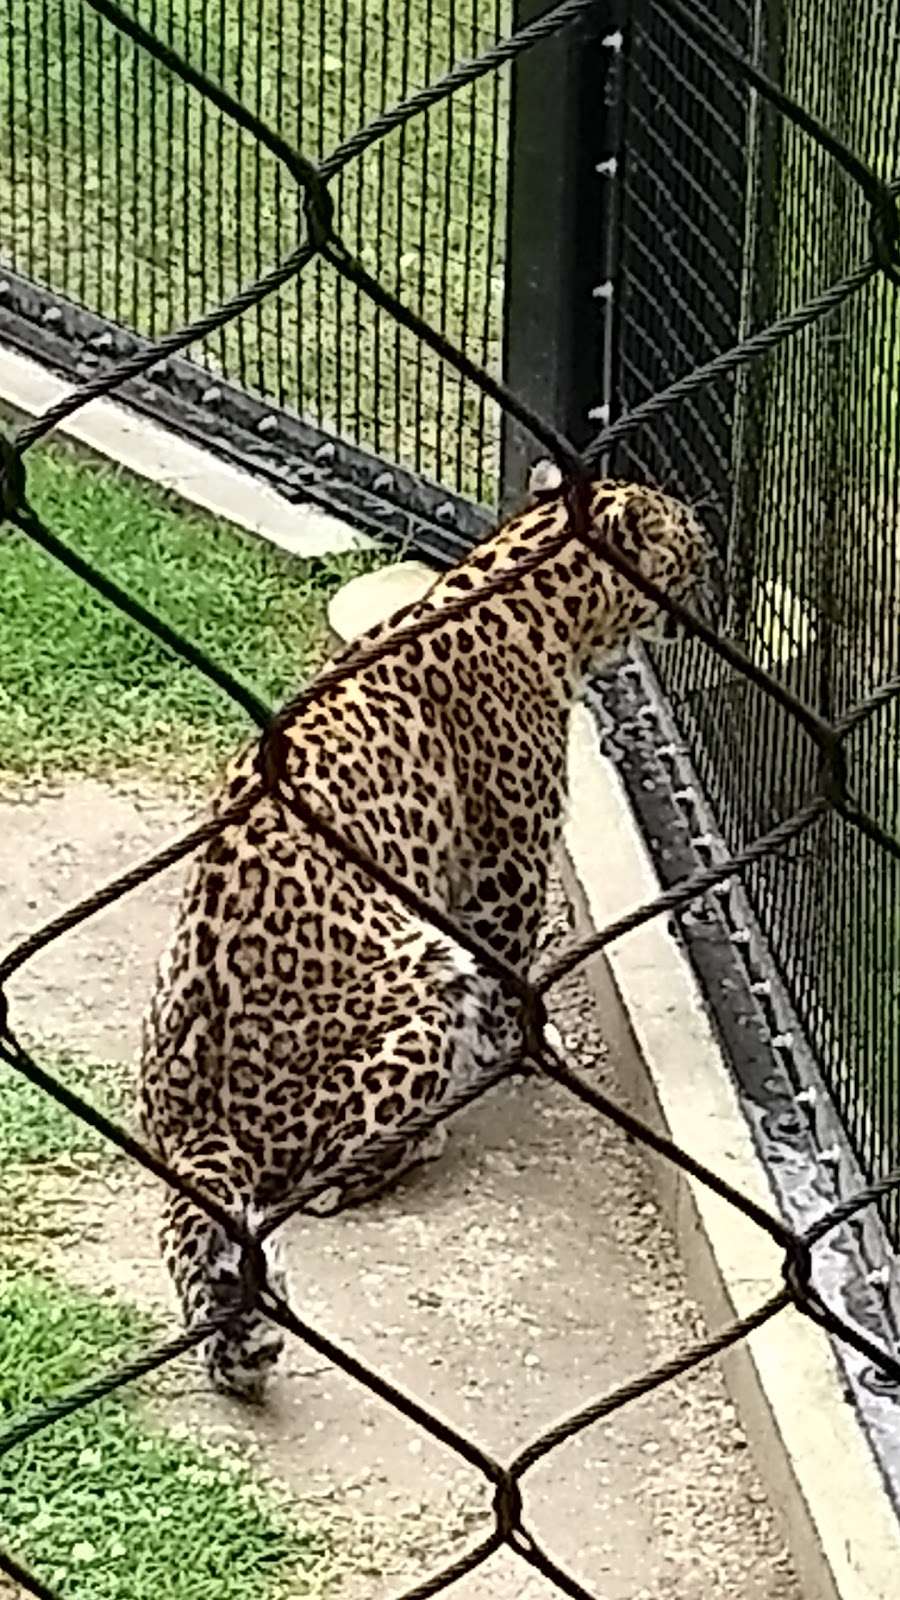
[0,781,802,1600]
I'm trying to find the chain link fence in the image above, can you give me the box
[0,0,899,1595]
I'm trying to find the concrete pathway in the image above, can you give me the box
[0,783,800,1599]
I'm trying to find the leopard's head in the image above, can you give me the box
[526,467,713,653]
[556,476,714,674]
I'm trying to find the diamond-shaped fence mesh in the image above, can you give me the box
[0,1,899,1596]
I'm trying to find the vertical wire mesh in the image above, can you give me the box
[613,0,900,1244]
[0,0,513,505]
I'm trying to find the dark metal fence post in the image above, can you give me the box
[500,0,624,509]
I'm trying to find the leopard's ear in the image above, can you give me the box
[526,458,563,504]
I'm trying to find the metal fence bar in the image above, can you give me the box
[499,0,617,503]
[0,1,899,1596]
[1,0,520,505]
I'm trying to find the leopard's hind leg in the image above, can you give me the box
[303,1121,450,1216]
[159,1134,289,1403]
[294,952,525,1218]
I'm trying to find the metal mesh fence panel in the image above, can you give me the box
[0,0,899,1595]
[1,0,512,505]
[614,0,754,531]
[613,0,900,1244]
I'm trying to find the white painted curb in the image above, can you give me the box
[562,704,900,1600]
[327,560,437,641]
[0,342,374,559]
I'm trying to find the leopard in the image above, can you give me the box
[139,472,709,1402]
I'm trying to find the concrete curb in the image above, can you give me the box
[325,561,900,1600]
[0,342,374,559]
[561,704,900,1600]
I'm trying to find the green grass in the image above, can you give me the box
[0,1039,132,1251]
[0,1046,129,1166]
[0,437,381,782]
[0,1058,328,1599]
[1,0,511,503]
[0,1272,326,1600]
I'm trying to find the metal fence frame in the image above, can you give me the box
[0,1,899,1595]
[0,262,492,565]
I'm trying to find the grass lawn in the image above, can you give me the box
[1,0,511,505]
[0,1044,129,1167]
[0,1043,329,1600]
[0,1040,132,1254]
[0,1272,327,1600]
[0,438,381,1587]
[0,436,381,784]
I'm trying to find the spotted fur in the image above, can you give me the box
[140,477,707,1400]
